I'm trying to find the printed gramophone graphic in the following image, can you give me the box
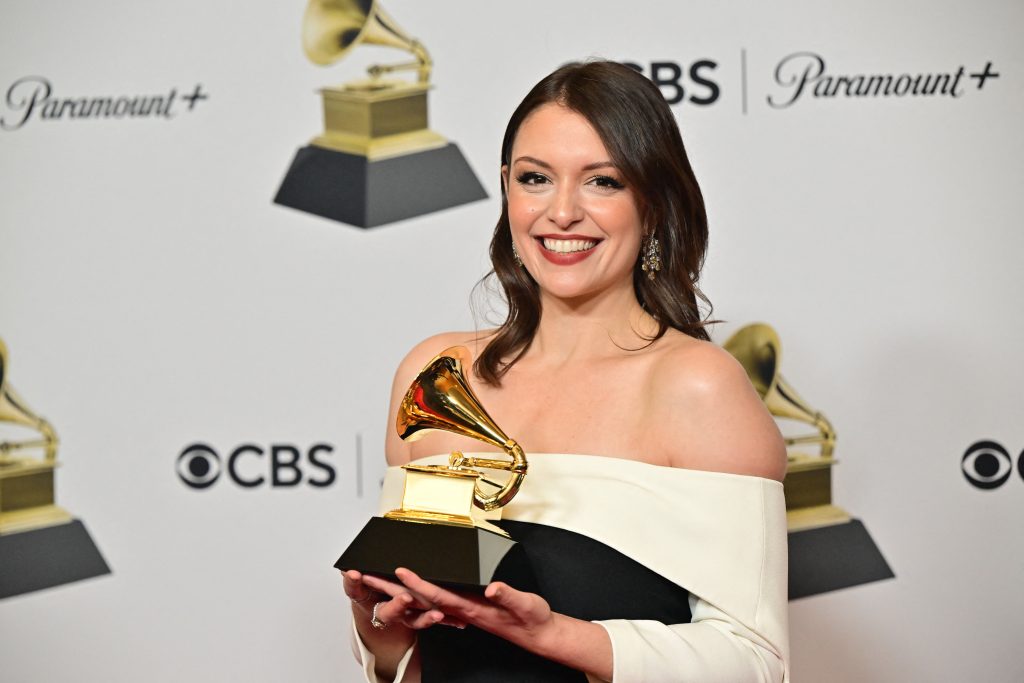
[274,0,487,228]
[0,338,109,599]
[336,347,529,590]
[725,324,893,599]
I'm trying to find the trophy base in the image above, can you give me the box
[788,518,894,599]
[273,142,487,228]
[335,516,525,592]
[0,518,111,599]
[0,503,72,534]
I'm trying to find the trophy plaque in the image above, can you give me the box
[335,347,530,591]
[0,337,110,599]
[274,0,487,228]
[724,324,894,599]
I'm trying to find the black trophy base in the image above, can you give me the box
[335,517,523,593]
[0,519,111,599]
[788,518,894,600]
[274,142,487,228]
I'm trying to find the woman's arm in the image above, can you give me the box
[344,569,420,682]
[364,566,787,683]
[344,332,492,681]
[595,596,785,683]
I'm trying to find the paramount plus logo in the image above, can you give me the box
[0,76,209,131]
[767,52,999,108]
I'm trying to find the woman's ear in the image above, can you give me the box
[501,165,509,194]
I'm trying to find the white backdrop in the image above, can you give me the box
[1,1,1022,681]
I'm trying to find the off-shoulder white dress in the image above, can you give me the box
[351,453,789,683]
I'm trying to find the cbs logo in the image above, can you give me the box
[623,60,721,106]
[177,442,335,489]
[961,441,1024,490]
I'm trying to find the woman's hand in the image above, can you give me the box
[344,568,453,681]
[345,569,463,631]
[362,568,557,653]
[363,568,613,680]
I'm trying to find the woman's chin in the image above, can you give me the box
[532,273,617,303]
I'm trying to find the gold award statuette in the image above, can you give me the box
[0,338,70,534]
[0,337,110,599]
[334,347,528,591]
[724,323,893,598]
[274,0,487,228]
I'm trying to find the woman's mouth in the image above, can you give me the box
[535,236,600,265]
[541,237,598,254]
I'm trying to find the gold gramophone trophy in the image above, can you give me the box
[335,347,529,590]
[0,338,69,534]
[274,0,487,228]
[724,323,892,598]
[0,337,109,599]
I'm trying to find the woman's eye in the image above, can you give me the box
[515,172,549,186]
[591,175,625,189]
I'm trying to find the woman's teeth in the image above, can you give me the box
[541,238,597,253]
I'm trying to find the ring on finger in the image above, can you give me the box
[371,601,388,630]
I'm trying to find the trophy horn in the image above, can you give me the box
[0,338,59,462]
[302,0,432,82]
[723,324,835,458]
[398,347,527,511]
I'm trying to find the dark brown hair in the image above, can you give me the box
[475,60,712,385]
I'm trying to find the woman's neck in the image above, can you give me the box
[529,283,659,364]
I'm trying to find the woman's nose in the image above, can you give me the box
[547,185,584,228]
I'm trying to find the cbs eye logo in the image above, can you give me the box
[961,441,1024,490]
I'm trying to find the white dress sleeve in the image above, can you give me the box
[594,594,784,683]
[488,454,791,683]
[349,612,418,683]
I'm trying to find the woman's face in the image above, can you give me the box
[503,103,644,303]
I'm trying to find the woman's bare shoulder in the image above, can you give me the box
[393,329,498,381]
[385,329,498,466]
[648,334,787,481]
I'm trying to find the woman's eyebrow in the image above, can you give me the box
[512,156,617,172]
[513,155,552,169]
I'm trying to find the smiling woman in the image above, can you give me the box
[479,60,712,386]
[341,60,789,683]
[503,105,645,298]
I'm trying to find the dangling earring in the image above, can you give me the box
[641,232,662,280]
[512,240,523,267]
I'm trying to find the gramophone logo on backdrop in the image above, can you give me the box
[0,338,110,600]
[274,0,487,228]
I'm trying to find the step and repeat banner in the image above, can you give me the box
[1,1,1021,681]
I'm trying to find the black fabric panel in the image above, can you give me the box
[420,520,691,683]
